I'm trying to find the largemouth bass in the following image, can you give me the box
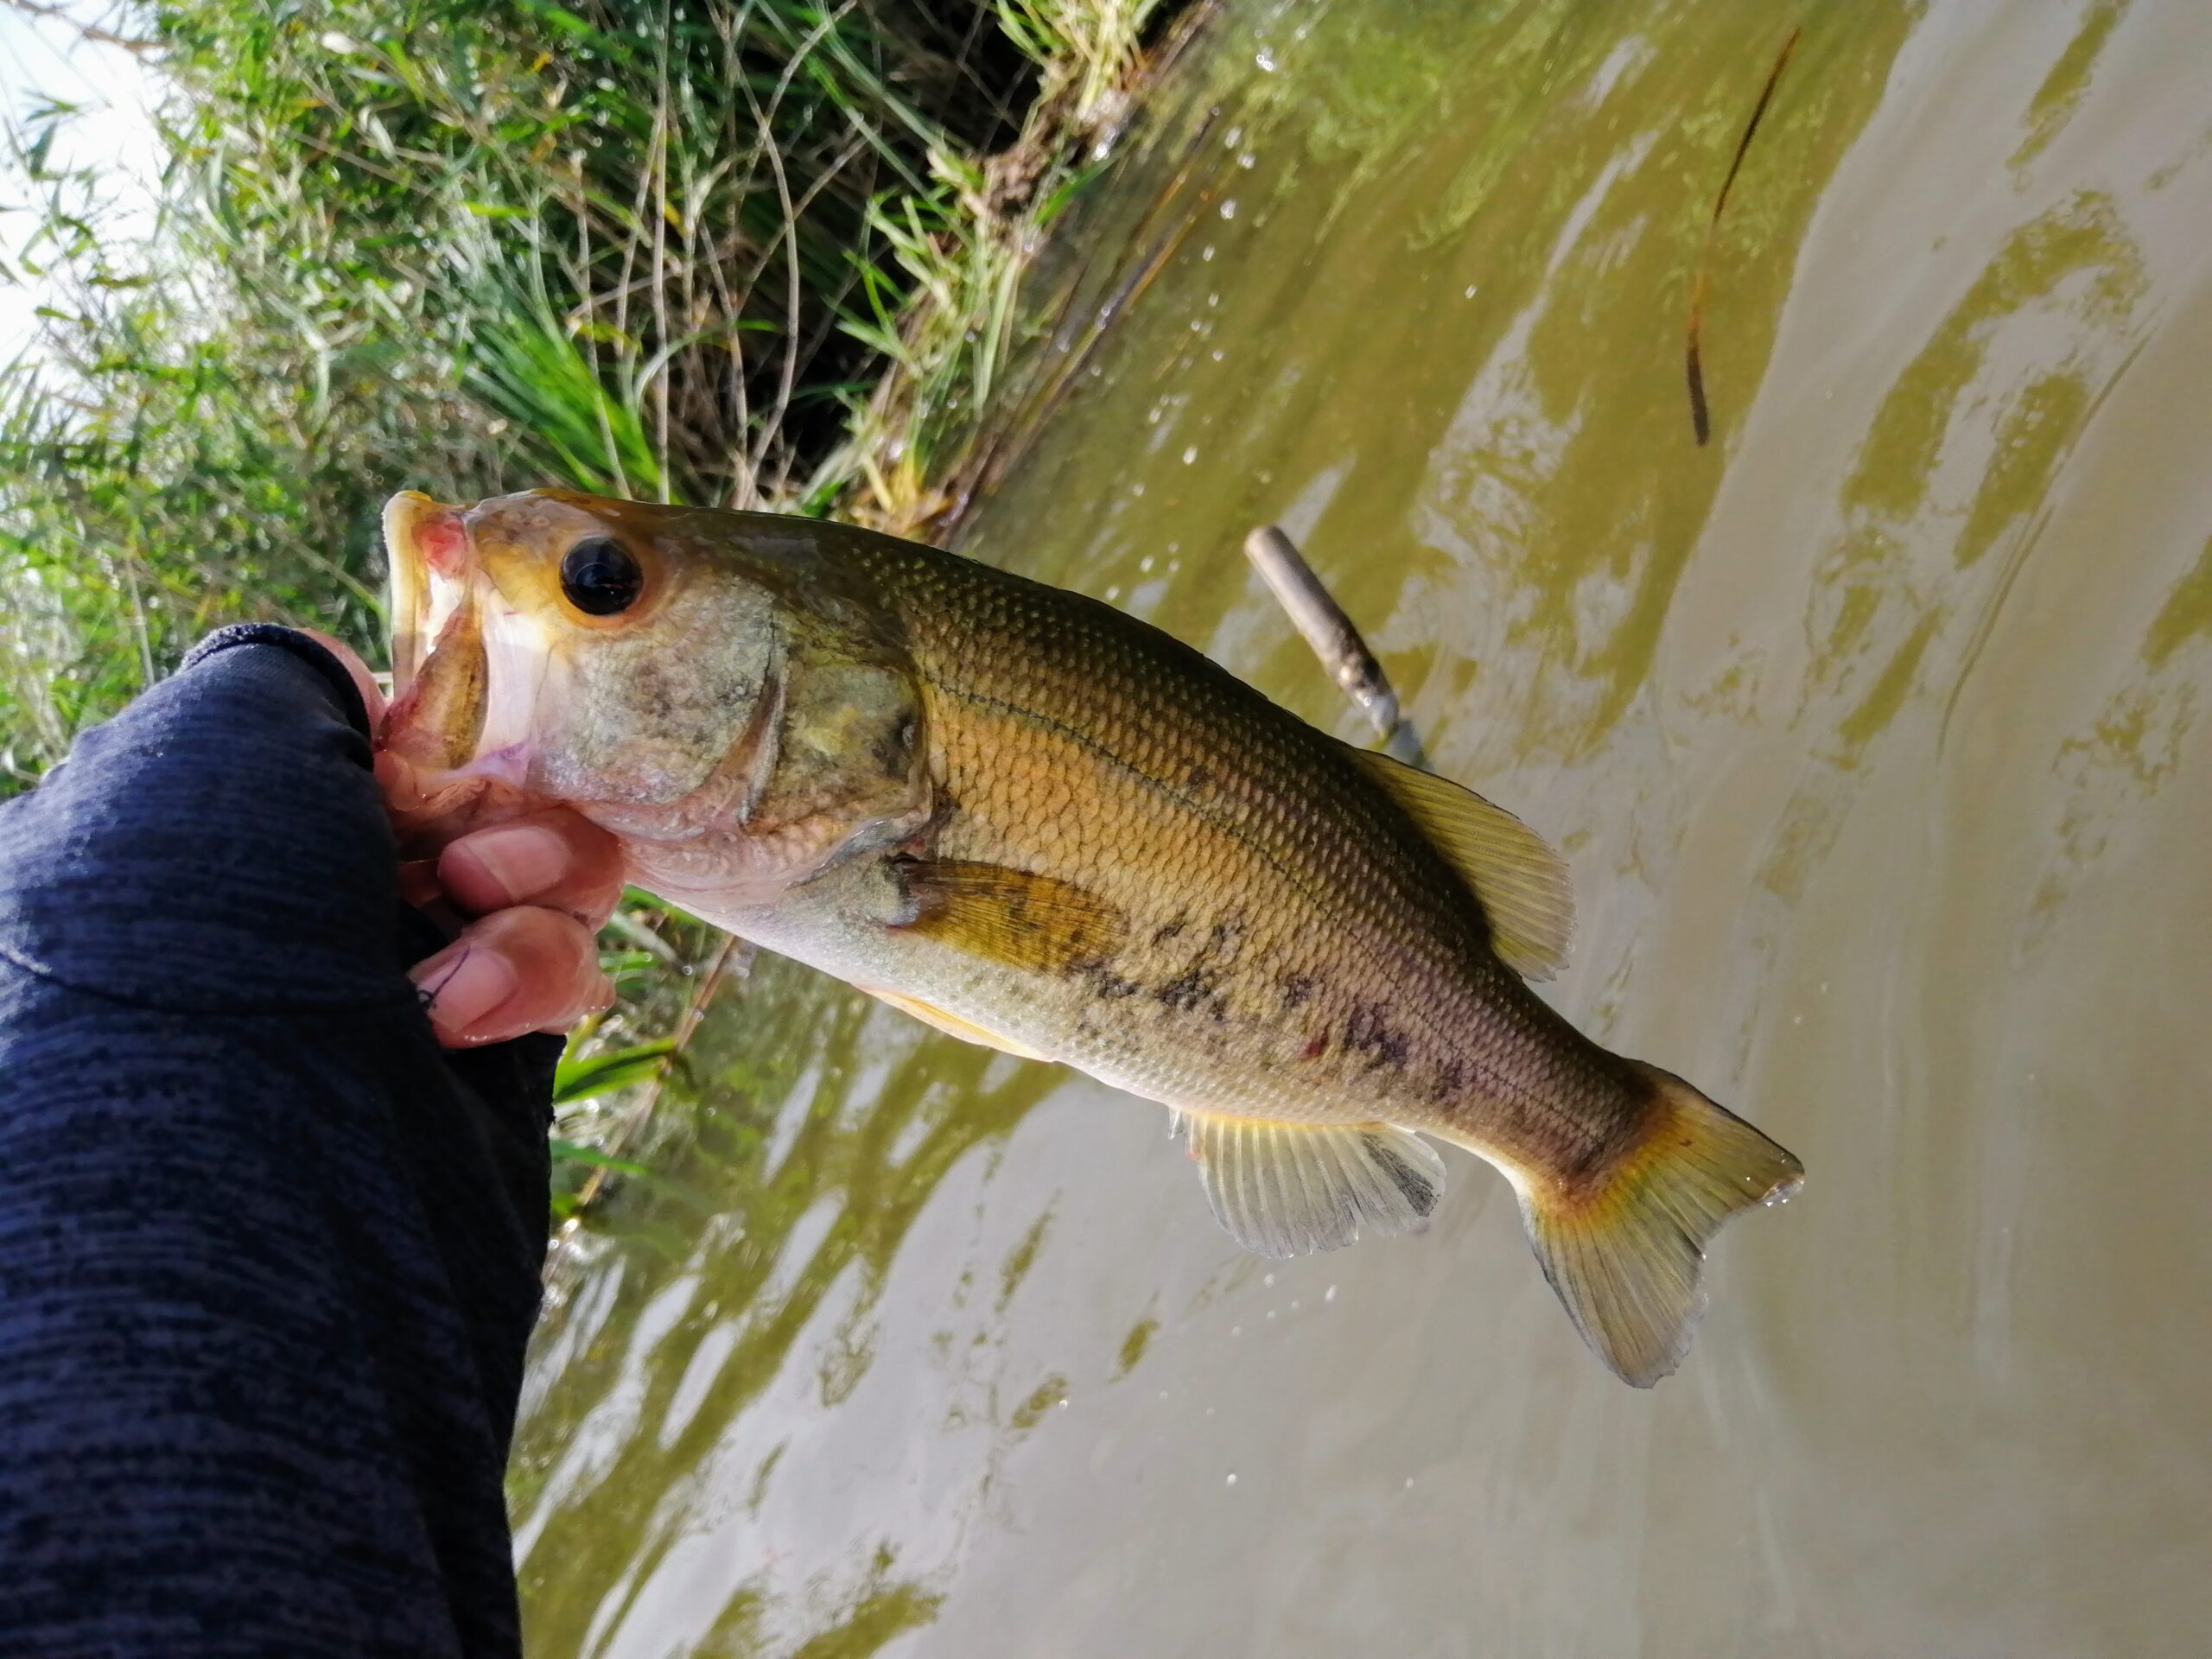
[379,488,1802,1386]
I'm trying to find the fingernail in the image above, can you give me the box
[456,823,569,904]
[588,973,618,1013]
[413,945,519,1036]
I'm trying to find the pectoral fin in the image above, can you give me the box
[863,987,1053,1062]
[1345,745,1574,980]
[893,857,1124,974]
[1171,1109,1446,1258]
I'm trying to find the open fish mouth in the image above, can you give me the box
[378,490,551,791]
[383,489,472,696]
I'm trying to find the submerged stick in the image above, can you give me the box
[1244,525,1425,765]
[1686,26,1801,445]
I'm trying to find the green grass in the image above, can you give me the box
[1,0,1170,1205]
[2,0,1164,774]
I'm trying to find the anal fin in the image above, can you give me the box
[1171,1109,1446,1259]
[863,986,1053,1062]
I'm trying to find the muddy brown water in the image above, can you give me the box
[511,3,2212,1653]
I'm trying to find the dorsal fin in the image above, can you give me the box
[1345,746,1574,980]
[1171,1109,1445,1258]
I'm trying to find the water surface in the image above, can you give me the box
[513,3,2212,1652]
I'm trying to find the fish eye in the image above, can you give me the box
[559,535,644,617]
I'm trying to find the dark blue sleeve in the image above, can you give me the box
[0,626,556,1658]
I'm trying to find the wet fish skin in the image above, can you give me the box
[816,524,1618,1157]
[380,488,1802,1384]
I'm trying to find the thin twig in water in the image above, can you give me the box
[1244,525,1425,766]
[1686,26,1801,446]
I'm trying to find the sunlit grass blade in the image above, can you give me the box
[551,1039,678,1107]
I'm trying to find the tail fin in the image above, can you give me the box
[1516,1062,1802,1387]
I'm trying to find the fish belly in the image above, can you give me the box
[691,843,1483,1141]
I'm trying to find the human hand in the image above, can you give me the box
[305,632,624,1048]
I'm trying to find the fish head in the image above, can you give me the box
[379,487,930,906]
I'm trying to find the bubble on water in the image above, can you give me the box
[1226,1471,1238,1486]
[1262,1273,1275,1287]
[1465,284,1479,298]
[1325,1284,1338,1303]
[1204,1405,1215,1418]
[1211,349,1225,362]
[1202,245,1216,262]
[1131,482,1145,497]
[1219,200,1238,220]
[1139,555,1155,574]
[1265,1309,1276,1321]
[1290,1299,1300,1312]
[1183,447,1199,465]
[1224,126,1243,148]
[1255,46,1277,72]
[1229,1322,1242,1336]
[1404,1477,1415,1490]
[1238,152,1256,169]
[1207,292,1219,308]
[1103,585,1121,601]
[1159,1389,1169,1401]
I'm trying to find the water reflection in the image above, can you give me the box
[517,3,2212,1653]
[512,956,1068,1652]
[2012,0,2129,169]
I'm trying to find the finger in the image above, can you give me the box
[296,628,387,728]
[375,750,447,854]
[410,906,614,1048]
[437,809,626,928]
[375,747,508,864]
[375,748,423,809]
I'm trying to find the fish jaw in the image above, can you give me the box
[383,490,464,693]
[378,490,563,850]
[384,490,561,785]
